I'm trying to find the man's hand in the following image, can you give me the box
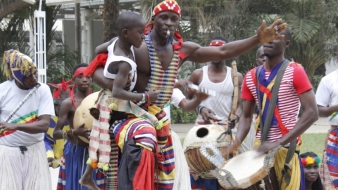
[148,89,159,102]
[175,79,190,90]
[0,122,18,132]
[223,138,242,158]
[73,124,90,140]
[257,141,280,154]
[257,19,287,43]
[200,107,216,121]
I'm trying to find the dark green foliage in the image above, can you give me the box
[170,105,198,124]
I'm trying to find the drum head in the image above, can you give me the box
[216,150,275,189]
[183,124,230,150]
[73,92,100,143]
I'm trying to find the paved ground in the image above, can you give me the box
[50,117,331,189]
[172,116,331,139]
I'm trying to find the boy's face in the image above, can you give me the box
[127,20,146,48]
[73,72,92,92]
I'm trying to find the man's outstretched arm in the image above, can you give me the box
[183,19,287,63]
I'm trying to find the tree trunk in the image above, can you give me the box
[102,0,119,43]
[0,0,31,20]
[75,3,81,63]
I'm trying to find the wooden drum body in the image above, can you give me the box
[73,92,100,143]
[183,124,232,178]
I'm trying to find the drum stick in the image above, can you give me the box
[187,83,216,96]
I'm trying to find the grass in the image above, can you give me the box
[181,133,327,158]
[300,133,327,158]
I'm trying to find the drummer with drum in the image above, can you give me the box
[227,25,318,189]
[186,36,243,190]
[53,64,105,190]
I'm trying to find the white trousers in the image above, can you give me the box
[0,141,52,190]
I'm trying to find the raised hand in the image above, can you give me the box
[257,19,287,43]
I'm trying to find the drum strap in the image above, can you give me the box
[256,60,297,188]
[256,60,289,142]
[228,59,239,129]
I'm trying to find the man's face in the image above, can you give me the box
[256,48,266,65]
[153,11,180,38]
[210,40,227,64]
[263,31,289,58]
[23,68,38,89]
[126,19,146,48]
[73,72,92,92]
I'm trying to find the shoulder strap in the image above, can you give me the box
[257,60,290,142]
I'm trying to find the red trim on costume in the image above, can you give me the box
[83,53,108,77]
[132,150,155,190]
[179,51,187,60]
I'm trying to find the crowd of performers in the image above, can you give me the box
[0,0,338,190]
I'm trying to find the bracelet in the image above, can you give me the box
[141,93,145,102]
[198,106,205,115]
[145,92,150,106]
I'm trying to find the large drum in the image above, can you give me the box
[183,124,237,178]
[73,92,100,143]
[204,145,280,190]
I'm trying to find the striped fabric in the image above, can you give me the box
[112,117,176,190]
[104,136,119,189]
[112,118,157,152]
[320,151,336,189]
[144,34,180,108]
[57,142,105,190]
[325,128,338,187]
[244,63,304,142]
[88,90,112,170]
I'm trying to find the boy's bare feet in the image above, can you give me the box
[79,176,100,190]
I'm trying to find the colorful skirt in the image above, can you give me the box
[112,117,175,190]
[325,128,338,188]
[57,141,105,190]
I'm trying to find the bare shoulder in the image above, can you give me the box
[191,68,203,76]
[61,97,72,108]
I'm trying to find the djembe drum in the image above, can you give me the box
[183,123,240,178]
[201,142,280,190]
[73,92,100,143]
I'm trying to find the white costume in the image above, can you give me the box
[0,81,54,190]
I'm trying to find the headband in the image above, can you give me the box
[301,156,321,166]
[209,40,226,47]
[152,0,181,17]
[3,49,35,86]
[73,67,87,78]
[144,0,183,51]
